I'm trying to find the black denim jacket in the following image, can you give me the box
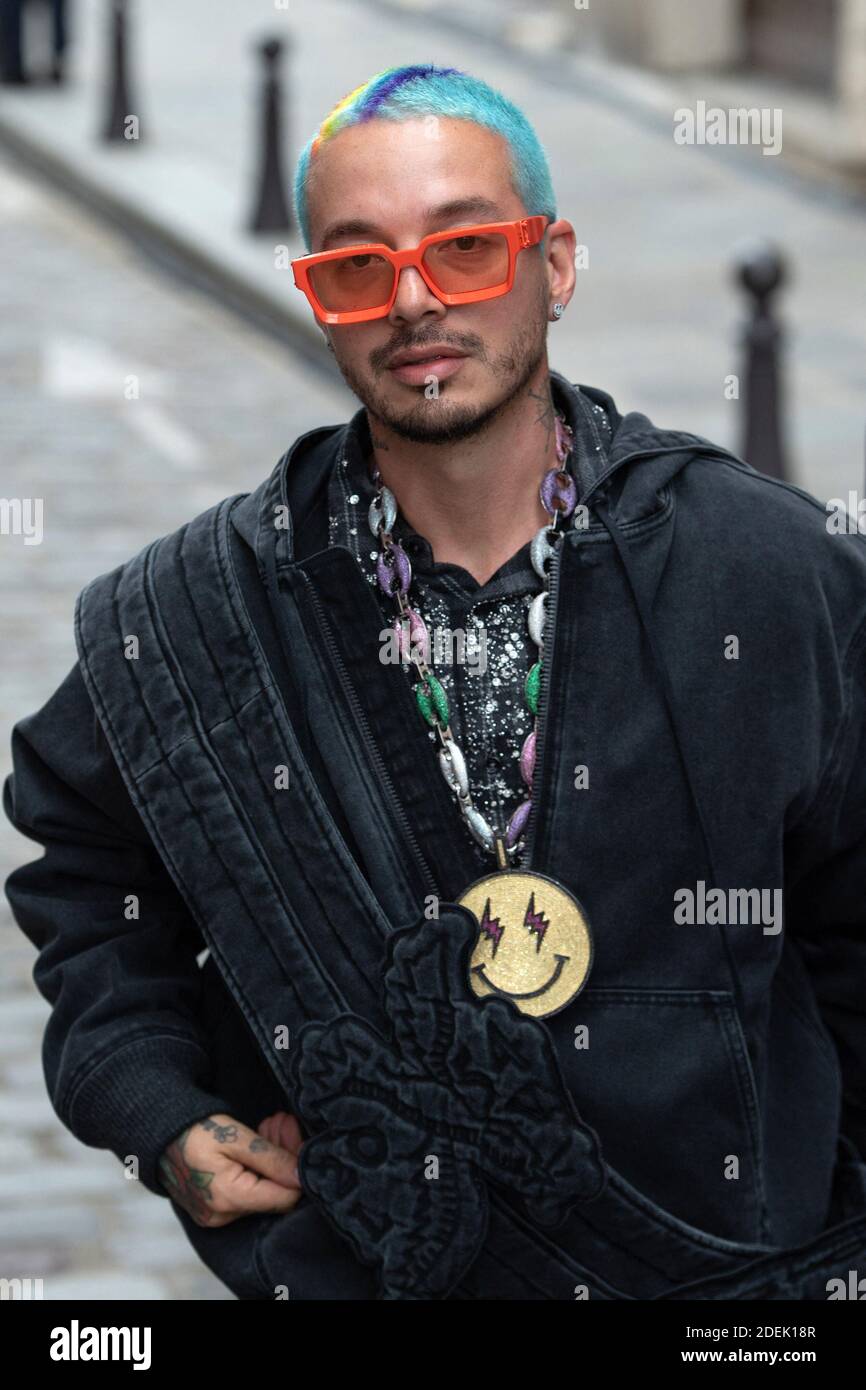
[5,373,866,1299]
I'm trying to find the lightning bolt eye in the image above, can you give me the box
[524,892,550,952]
[479,897,504,956]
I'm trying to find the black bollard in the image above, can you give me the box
[101,0,139,143]
[248,37,293,234]
[735,241,789,481]
[0,0,27,84]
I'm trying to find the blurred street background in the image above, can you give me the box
[1,0,864,1298]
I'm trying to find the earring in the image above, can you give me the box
[551,302,564,320]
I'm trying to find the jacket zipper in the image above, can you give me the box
[520,448,673,866]
[521,450,675,865]
[521,537,563,867]
[303,577,442,902]
[519,451,672,866]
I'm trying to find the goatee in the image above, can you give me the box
[332,314,548,447]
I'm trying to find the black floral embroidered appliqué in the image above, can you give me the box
[290,909,607,1300]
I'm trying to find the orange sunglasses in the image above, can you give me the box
[291,215,549,324]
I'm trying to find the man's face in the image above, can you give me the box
[305,117,554,444]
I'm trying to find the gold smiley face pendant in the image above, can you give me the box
[456,869,593,1020]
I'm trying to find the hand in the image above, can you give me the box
[158,1110,304,1227]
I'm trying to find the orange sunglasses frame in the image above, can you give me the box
[291,215,549,324]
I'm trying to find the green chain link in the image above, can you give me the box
[525,659,542,715]
[415,672,450,728]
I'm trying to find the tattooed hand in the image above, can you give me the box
[158,1111,303,1228]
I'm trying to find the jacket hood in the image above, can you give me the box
[560,373,746,526]
[232,374,748,556]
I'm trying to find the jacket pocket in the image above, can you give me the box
[253,1199,379,1300]
[549,987,769,1245]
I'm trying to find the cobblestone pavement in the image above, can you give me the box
[0,153,355,1299]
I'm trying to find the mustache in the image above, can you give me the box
[370,331,487,373]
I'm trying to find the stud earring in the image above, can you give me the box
[551,302,564,320]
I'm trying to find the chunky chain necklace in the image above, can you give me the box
[365,407,594,1019]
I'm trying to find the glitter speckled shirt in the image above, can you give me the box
[327,375,612,865]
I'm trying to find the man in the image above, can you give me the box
[5,63,866,1301]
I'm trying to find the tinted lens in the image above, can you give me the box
[308,252,394,312]
[422,232,509,293]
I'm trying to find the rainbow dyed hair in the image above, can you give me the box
[293,64,557,250]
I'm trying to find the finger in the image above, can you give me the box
[257,1114,277,1145]
[275,1111,304,1153]
[220,1163,303,1215]
[257,1111,303,1155]
[239,1127,301,1190]
[257,1114,286,1154]
[192,1115,300,1190]
[204,1188,302,1227]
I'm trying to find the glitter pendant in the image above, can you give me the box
[456,837,593,1019]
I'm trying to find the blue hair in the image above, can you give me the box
[293,64,557,249]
